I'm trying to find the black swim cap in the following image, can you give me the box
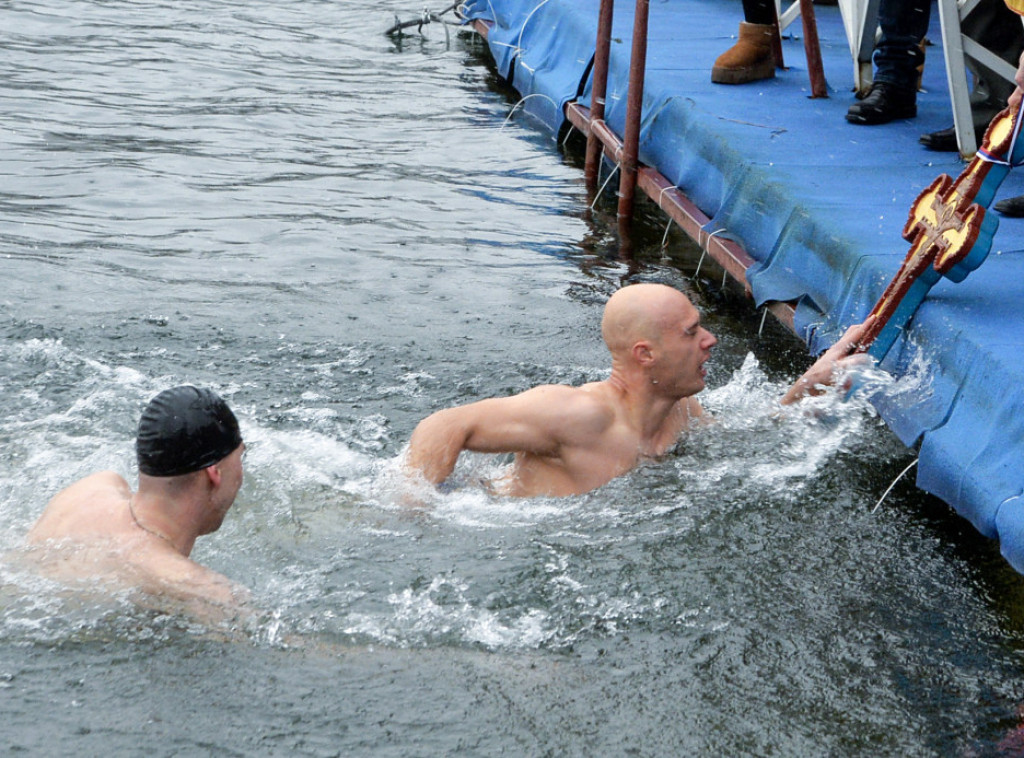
[136,385,242,477]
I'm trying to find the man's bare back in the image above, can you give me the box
[25,471,245,608]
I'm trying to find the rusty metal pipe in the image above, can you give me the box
[617,0,649,229]
[567,99,797,329]
[798,0,828,98]
[584,0,615,188]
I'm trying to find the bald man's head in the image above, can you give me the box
[601,284,697,358]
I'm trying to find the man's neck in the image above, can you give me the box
[604,373,689,446]
[128,492,199,557]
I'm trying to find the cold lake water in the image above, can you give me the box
[4,0,1024,755]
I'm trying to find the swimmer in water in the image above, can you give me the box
[405,283,870,497]
[24,385,248,613]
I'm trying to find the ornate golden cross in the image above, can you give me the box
[854,102,1022,360]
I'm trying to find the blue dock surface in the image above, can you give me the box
[460,0,1024,571]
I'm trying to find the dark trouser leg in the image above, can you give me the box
[920,0,1024,149]
[742,0,776,25]
[962,0,1024,109]
[873,0,931,92]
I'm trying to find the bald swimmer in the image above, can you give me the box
[406,283,869,497]
[25,386,248,610]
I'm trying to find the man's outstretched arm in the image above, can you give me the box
[779,320,873,406]
[404,386,582,486]
[405,405,479,485]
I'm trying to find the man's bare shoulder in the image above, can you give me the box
[505,385,618,450]
[515,382,619,435]
[27,471,132,545]
[49,471,130,508]
[15,540,251,625]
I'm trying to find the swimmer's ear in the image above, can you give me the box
[632,340,654,367]
[204,464,222,488]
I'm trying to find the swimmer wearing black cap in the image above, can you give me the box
[25,386,248,610]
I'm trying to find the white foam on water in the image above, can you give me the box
[0,340,161,544]
[672,351,896,504]
[360,449,572,528]
[702,351,785,420]
[341,574,557,650]
[246,424,371,491]
[429,487,569,529]
[375,370,437,398]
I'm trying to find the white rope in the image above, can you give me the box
[654,181,681,249]
[694,227,726,280]
[694,247,706,279]
[660,218,674,249]
[500,93,559,130]
[758,306,769,336]
[871,458,919,513]
[589,162,621,211]
[488,40,524,53]
[656,181,677,206]
[517,0,551,55]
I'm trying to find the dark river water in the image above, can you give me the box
[4,1,1024,755]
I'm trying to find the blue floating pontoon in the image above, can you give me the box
[460,0,1024,571]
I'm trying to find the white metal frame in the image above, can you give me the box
[938,0,1021,156]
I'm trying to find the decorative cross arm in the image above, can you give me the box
[852,100,1024,361]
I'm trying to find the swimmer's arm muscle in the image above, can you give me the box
[406,386,578,485]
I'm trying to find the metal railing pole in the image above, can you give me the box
[585,0,615,188]
[798,0,828,98]
[617,0,649,234]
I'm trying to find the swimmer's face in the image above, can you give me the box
[202,442,245,535]
[649,298,717,397]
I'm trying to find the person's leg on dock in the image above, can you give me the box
[920,0,1024,150]
[711,0,777,85]
[847,0,929,125]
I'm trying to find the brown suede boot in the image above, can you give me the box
[711,22,776,84]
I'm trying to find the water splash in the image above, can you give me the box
[343,575,556,650]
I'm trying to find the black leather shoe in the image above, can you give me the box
[919,125,958,151]
[994,194,1024,217]
[920,122,997,151]
[846,82,917,125]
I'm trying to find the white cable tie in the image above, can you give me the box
[517,0,551,53]
[500,93,558,130]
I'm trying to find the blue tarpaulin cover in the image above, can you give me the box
[460,0,1024,571]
